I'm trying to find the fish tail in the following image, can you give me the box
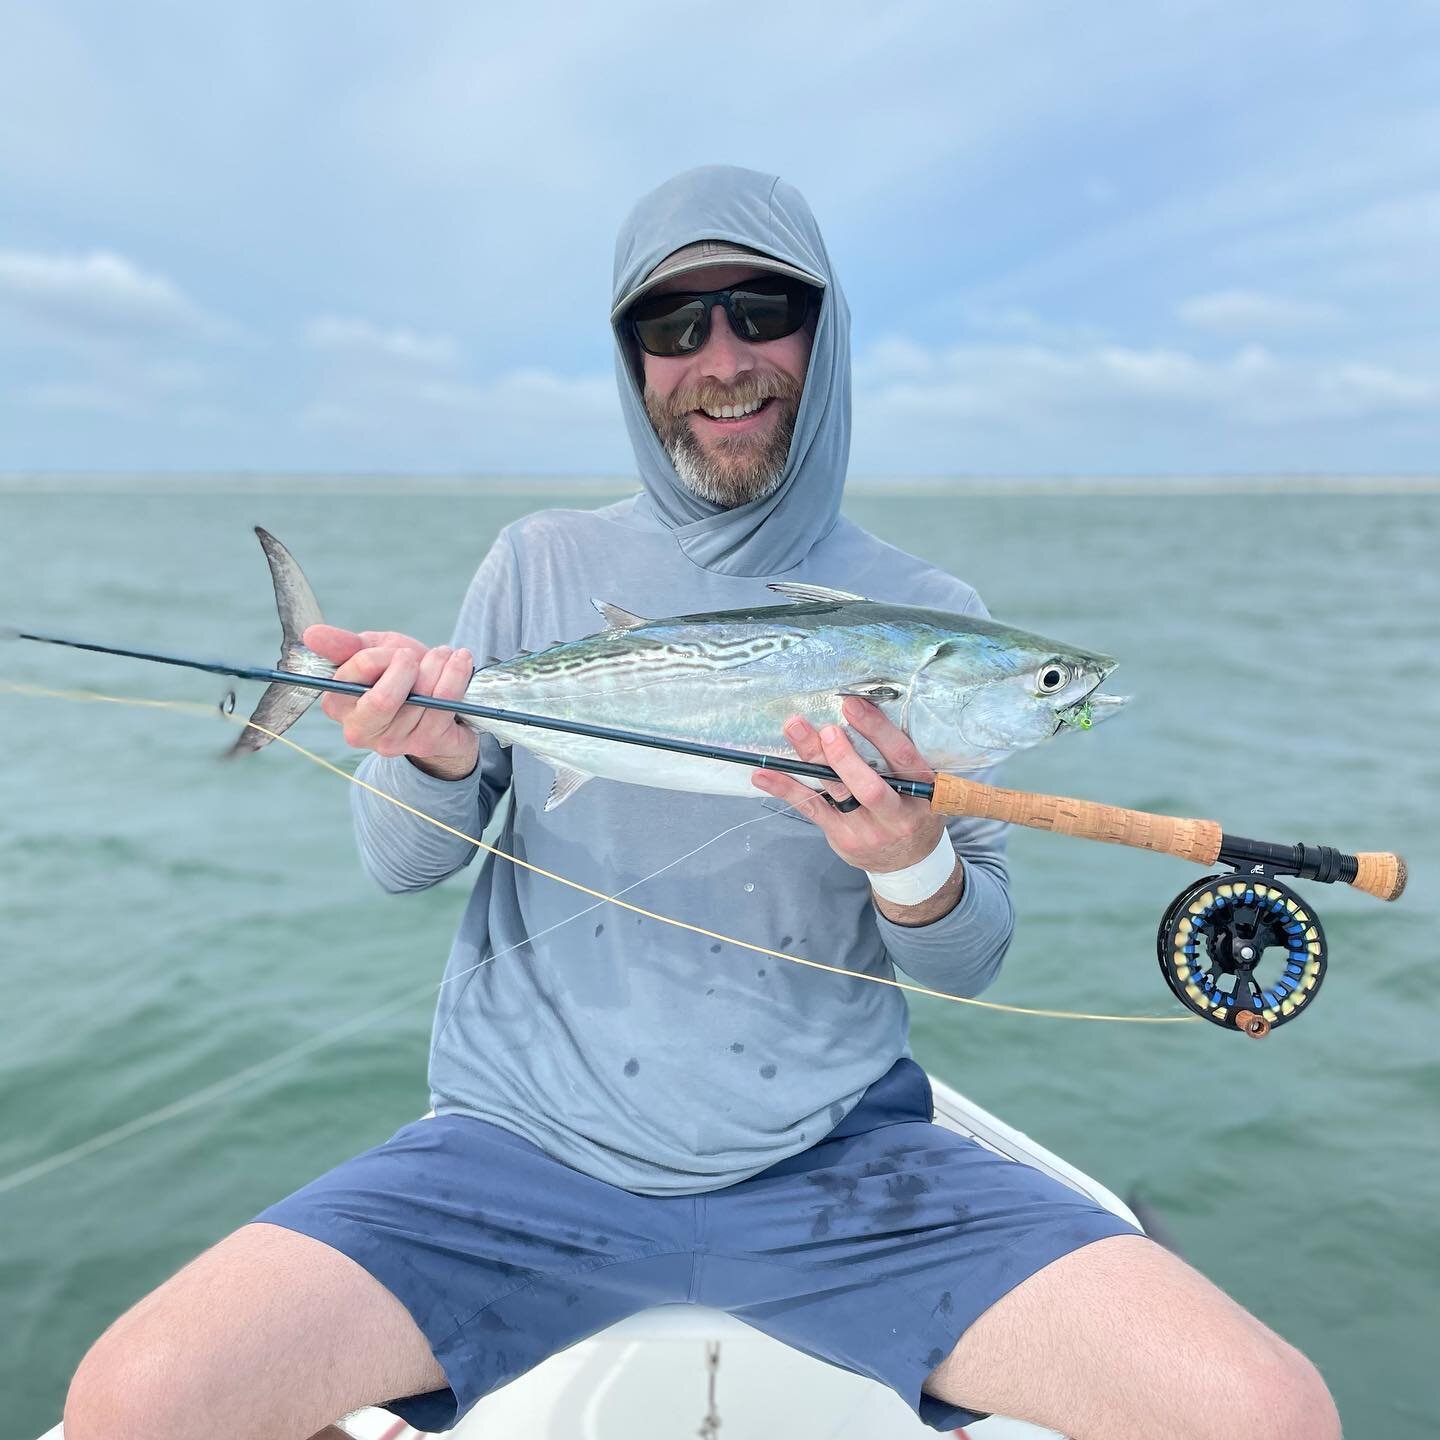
[226,527,334,757]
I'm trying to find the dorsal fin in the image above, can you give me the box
[767,581,869,605]
[591,599,650,630]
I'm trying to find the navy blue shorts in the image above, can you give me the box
[254,1059,1137,1431]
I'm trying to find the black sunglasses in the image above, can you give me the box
[628,275,817,358]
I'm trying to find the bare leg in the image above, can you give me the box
[924,1234,1340,1440]
[65,1222,447,1440]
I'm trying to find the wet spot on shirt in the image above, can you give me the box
[779,934,793,948]
[563,1292,582,1307]
[705,987,716,997]
[710,942,722,953]
[829,1103,845,1125]
[730,1042,745,1053]
[926,1346,948,1371]
[756,967,767,978]
[594,923,604,937]
[760,1063,777,1079]
[932,1290,954,1318]
[624,1058,640,1077]
[593,1235,611,1247]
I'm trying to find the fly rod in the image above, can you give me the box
[9,624,1407,1037]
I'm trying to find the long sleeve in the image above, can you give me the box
[874,787,1015,997]
[351,530,521,894]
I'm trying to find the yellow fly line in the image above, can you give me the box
[1,679,1197,1026]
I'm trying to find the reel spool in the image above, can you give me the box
[1157,874,1327,1037]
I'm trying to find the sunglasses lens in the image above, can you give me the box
[631,297,708,356]
[729,281,810,342]
[629,277,815,356]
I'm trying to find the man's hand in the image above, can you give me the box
[303,624,479,779]
[750,696,962,924]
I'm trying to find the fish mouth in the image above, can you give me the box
[1054,683,1129,734]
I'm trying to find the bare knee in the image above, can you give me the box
[65,1324,184,1440]
[1229,1338,1340,1440]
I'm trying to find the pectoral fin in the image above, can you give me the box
[544,765,592,811]
[836,683,903,704]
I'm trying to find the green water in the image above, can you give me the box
[1,481,1436,1437]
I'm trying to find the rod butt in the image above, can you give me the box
[1351,852,1407,902]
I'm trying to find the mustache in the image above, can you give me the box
[648,369,803,422]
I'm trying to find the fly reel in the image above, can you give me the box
[1157,873,1327,1037]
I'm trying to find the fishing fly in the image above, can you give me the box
[10,527,1406,1037]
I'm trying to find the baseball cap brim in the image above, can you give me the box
[612,240,824,324]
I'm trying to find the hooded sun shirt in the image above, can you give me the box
[348,165,1015,1194]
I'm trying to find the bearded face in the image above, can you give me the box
[633,262,816,509]
[643,366,804,507]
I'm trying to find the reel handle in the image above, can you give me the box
[929,774,1407,901]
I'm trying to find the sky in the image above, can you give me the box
[1,0,1437,478]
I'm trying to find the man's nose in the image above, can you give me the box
[697,304,753,383]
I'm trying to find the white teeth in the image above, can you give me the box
[701,399,763,420]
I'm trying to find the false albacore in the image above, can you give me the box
[236,528,1127,809]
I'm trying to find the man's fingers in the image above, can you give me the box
[303,624,366,665]
[839,696,934,781]
[379,646,453,752]
[358,630,427,653]
[751,769,840,832]
[817,723,900,813]
[781,717,851,800]
[345,648,421,745]
[402,648,473,755]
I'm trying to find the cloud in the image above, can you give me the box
[0,249,222,342]
[1177,289,1341,334]
[303,315,458,368]
[299,347,622,471]
[20,381,136,417]
[853,334,1440,436]
[16,358,218,427]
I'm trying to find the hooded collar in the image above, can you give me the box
[611,165,852,578]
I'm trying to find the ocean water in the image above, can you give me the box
[1,478,1435,1437]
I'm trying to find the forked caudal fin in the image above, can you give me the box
[227,527,336,757]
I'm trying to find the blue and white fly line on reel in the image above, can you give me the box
[1158,871,1327,1038]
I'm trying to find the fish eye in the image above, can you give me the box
[1036,661,1072,694]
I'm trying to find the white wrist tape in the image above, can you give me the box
[865,832,956,906]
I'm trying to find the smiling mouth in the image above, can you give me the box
[691,397,775,425]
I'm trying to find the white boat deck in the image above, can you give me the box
[39,1076,1138,1439]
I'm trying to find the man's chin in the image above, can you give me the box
[671,441,787,508]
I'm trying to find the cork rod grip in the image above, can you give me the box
[1351,852,1407,902]
[930,773,1223,865]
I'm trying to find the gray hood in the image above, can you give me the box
[611,164,852,578]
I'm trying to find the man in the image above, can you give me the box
[65,166,1338,1440]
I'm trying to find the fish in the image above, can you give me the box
[234,527,1128,809]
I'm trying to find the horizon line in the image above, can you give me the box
[2,470,1438,498]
